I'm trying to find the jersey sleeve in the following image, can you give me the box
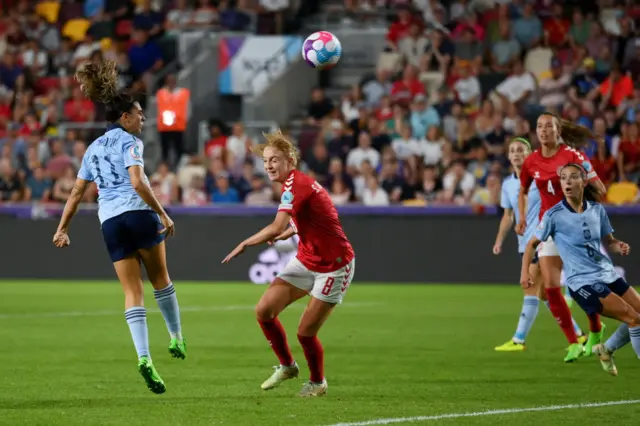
[500,181,511,209]
[77,152,94,181]
[598,205,614,237]
[278,174,312,213]
[122,136,145,169]
[569,148,597,180]
[520,158,533,190]
[535,210,555,242]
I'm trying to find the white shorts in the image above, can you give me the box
[277,257,355,304]
[537,236,560,257]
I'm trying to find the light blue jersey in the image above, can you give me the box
[78,125,151,223]
[536,200,620,292]
[500,174,540,253]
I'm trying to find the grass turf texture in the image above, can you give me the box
[0,282,639,425]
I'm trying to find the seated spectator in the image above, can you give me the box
[568,9,590,48]
[307,87,334,124]
[452,12,485,42]
[46,140,73,180]
[399,155,421,201]
[305,141,330,185]
[326,121,353,161]
[151,162,179,205]
[391,65,425,107]
[513,4,542,49]
[452,118,481,159]
[25,165,51,201]
[0,158,23,201]
[52,165,76,203]
[362,68,392,109]
[211,172,240,203]
[418,165,443,203]
[379,154,403,203]
[452,27,482,72]
[585,21,610,60]
[128,29,163,80]
[341,85,364,122]
[166,0,194,34]
[409,94,440,139]
[391,125,419,160]
[417,125,445,166]
[245,174,274,206]
[326,156,354,194]
[471,173,501,207]
[453,63,481,114]
[467,145,491,187]
[0,52,23,91]
[420,29,453,74]
[475,101,496,138]
[543,4,569,48]
[362,174,389,206]
[367,116,391,151]
[617,122,640,183]
[353,159,373,201]
[191,0,219,27]
[329,177,351,205]
[182,175,208,206]
[70,140,87,171]
[64,86,96,123]
[346,132,380,174]
[22,39,48,78]
[539,58,572,110]
[204,122,228,159]
[177,155,207,192]
[442,102,462,141]
[493,60,536,111]
[134,0,164,38]
[491,20,521,73]
[386,5,419,51]
[226,122,252,176]
[591,65,634,110]
[398,22,429,68]
[204,157,226,194]
[591,138,617,186]
[442,159,475,204]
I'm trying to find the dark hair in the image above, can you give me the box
[560,163,602,202]
[540,112,597,149]
[75,60,136,123]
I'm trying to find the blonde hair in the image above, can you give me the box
[255,129,300,167]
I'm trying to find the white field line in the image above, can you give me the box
[327,399,640,426]
[0,302,378,319]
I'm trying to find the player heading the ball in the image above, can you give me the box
[222,130,355,397]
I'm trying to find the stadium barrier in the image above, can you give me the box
[2,205,639,284]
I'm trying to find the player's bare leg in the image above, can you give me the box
[296,297,335,397]
[257,278,307,390]
[115,255,165,394]
[140,242,186,360]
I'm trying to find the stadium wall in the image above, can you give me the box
[2,205,639,284]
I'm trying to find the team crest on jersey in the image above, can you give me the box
[534,171,540,179]
[130,143,142,160]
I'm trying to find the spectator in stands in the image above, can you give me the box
[391,65,425,107]
[183,175,208,206]
[493,60,536,112]
[362,174,389,206]
[585,21,611,60]
[25,166,51,201]
[305,141,330,185]
[420,29,453,75]
[46,139,73,180]
[0,157,22,201]
[409,94,439,140]
[329,177,351,205]
[367,116,391,151]
[617,122,640,184]
[341,85,364,122]
[307,87,334,124]
[105,0,135,24]
[591,137,617,186]
[539,57,572,110]
[418,164,442,203]
[453,63,481,114]
[128,29,164,81]
[417,125,444,166]
[327,156,354,196]
[21,39,48,78]
[166,0,193,34]
[211,172,240,203]
[453,117,481,160]
[347,132,380,174]
[244,174,274,206]
[442,159,474,204]
[513,3,542,49]
[51,164,75,203]
[64,86,96,123]
[204,121,228,159]
[151,162,179,205]
[391,124,419,160]
[226,122,253,176]
[398,22,429,68]
[386,5,418,51]
[543,4,569,48]
[593,65,634,111]
[134,0,164,38]
[467,145,490,186]
[0,52,22,91]
[362,68,391,108]
[192,0,219,27]
[491,20,521,73]
[326,121,353,161]
[471,172,501,206]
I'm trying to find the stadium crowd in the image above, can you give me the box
[1,0,640,207]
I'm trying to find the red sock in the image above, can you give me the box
[258,318,294,366]
[588,313,602,333]
[297,335,324,383]
[545,287,579,344]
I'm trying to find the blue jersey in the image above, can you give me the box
[500,174,540,253]
[78,125,152,223]
[536,200,620,291]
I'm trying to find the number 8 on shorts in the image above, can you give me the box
[278,258,355,304]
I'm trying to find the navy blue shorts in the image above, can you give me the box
[101,210,165,262]
[569,278,631,316]
[520,252,539,265]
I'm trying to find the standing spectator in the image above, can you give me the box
[391,65,426,107]
[398,22,429,68]
[156,73,190,168]
[442,159,475,204]
[513,4,542,49]
[307,87,334,124]
[25,166,51,201]
[409,94,440,139]
[211,172,240,203]
[226,122,253,176]
[617,122,640,183]
[128,29,164,80]
[362,174,389,206]
[346,132,381,174]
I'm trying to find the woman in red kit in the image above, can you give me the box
[222,130,355,398]
[516,113,607,362]
[617,122,640,184]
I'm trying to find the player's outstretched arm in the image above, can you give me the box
[53,178,89,247]
[222,211,290,263]
[520,237,541,289]
[271,227,296,244]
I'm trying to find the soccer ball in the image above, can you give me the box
[302,31,342,70]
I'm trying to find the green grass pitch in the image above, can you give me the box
[0,282,639,425]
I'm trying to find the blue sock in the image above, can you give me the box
[605,324,630,352]
[628,326,640,358]
[125,307,150,359]
[153,283,183,340]
[544,301,583,336]
[513,296,539,343]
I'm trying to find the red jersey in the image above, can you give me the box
[520,145,598,219]
[278,170,354,273]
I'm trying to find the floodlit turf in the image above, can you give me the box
[0,282,639,425]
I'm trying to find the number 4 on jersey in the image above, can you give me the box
[547,180,555,195]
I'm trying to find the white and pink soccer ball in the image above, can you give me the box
[302,31,342,70]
